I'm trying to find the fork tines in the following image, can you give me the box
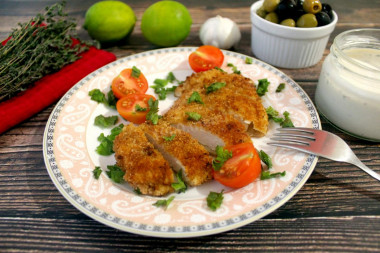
[268,127,317,147]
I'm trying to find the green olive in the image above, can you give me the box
[296,13,318,27]
[263,0,280,12]
[280,18,296,27]
[265,12,279,24]
[256,6,267,18]
[303,0,322,14]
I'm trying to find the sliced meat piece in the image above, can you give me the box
[174,68,268,137]
[113,124,174,196]
[140,121,213,186]
[163,103,252,153]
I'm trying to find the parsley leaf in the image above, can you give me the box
[256,78,270,96]
[260,171,286,180]
[106,165,125,183]
[94,115,118,128]
[166,72,179,83]
[266,107,295,128]
[151,72,179,100]
[214,66,226,73]
[227,63,241,74]
[135,104,147,112]
[258,150,273,169]
[131,66,141,78]
[146,98,161,125]
[171,170,187,193]
[153,196,175,210]
[281,111,294,128]
[207,190,224,211]
[163,134,176,141]
[186,112,202,121]
[93,166,102,179]
[134,188,142,195]
[96,124,124,155]
[89,89,106,103]
[187,91,204,104]
[276,83,285,92]
[206,82,226,94]
[245,57,253,64]
[212,146,233,171]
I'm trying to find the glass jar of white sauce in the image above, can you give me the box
[315,29,380,141]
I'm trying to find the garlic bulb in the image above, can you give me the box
[199,15,241,49]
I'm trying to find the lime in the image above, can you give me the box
[141,1,192,47]
[84,1,136,44]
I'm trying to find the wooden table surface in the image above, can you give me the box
[1,0,380,251]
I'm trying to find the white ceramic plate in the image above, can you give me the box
[43,47,320,238]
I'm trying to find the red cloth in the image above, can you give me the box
[0,40,116,134]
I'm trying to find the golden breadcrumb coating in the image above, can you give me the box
[140,121,213,186]
[174,68,268,137]
[113,124,174,196]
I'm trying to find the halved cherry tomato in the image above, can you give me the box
[213,143,261,188]
[116,94,155,124]
[111,68,148,99]
[188,45,224,72]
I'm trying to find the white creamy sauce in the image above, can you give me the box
[315,48,380,141]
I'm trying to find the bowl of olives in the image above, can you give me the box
[250,0,337,68]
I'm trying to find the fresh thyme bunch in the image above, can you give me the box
[0,1,95,103]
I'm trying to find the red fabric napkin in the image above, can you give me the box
[0,40,116,134]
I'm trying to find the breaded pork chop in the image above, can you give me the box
[113,124,174,196]
[164,103,252,153]
[174,69,268,137]
[140,121,213,186]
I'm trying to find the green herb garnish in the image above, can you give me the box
[134,188,142,195]
[151,72,179,100]
[258,150,273,169]
[146,98,161,125]
[245,57,253,64]
[96,123,124,155]
[135,104,147,112]
[212,146,233,171]
[93,166,102,179]
[256,78,270,96]
[281,111,294,128]
[187,91,204,104]
[163,134,176,141]
[266,107,294,128]
[214,66,226,73]
[186,112,202,121]
[106,165,125,183]
[166,72,179,83]
[276,83,285,92]
[153,196,175,210]
[206,82,226,94]
[227,63,241,74]
[89,88,117,109]
[171,170,187,193]
[94,115,118,128]
[260,171,286,180]
[131,66,141,78]
[207,190,224,211]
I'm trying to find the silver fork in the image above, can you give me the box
[268,127,380,181]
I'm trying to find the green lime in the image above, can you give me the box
[84,1,136,43]
[141,1,192,47]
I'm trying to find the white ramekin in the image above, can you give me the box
[250,0,338,69]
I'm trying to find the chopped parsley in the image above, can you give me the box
[106,165,125,183]
[94,115,118,128]
[93,166,102,179]
[146,98,161,125]
[258,150,273,169]
[266,106,294,128]
[171,170,187,193]
[163,134,176,141]
[187,91,204,104]
[212,146,233,171]
[153,196,175,210]
[261,171,286,180]
[207,190,224,211]
[214,66,226,73]
[135,104,147,112]
[186,111,202,121]
[256,78,270,96]
[206,82,226,94]
[281,111,294,128]
[134,188,142,195]
[131,66,141,78]
[245,57,253,64]
[276,83,286,92]
[151,72,179,100]
[227,63,241,74]
[96,123,124,155]
[88,88,117,109]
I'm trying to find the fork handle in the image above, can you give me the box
[351,158,380,181]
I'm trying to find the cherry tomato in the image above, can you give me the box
[116,94,155,124]
[111,68,148,99]
[188,45,224,72]
[213,143,261,188]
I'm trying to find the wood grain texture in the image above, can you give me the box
[1,0,380,251]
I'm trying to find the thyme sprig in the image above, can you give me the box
[0,1,95,102]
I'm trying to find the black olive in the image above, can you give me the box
[316,11,331,26]
[322,3,333,19]
[276,0,297,20]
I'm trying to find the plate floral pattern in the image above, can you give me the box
[43,47,320,238]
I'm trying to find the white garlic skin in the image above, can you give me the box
[199,15,241,49]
